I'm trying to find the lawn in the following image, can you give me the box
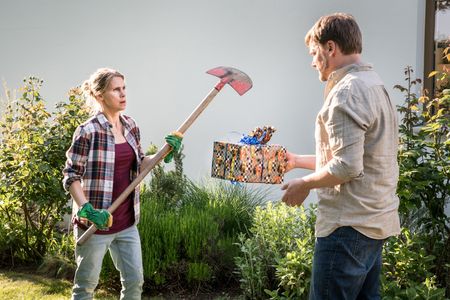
[0,269,129,300]
[0,269,241,300]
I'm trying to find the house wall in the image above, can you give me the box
[0,0,424,204]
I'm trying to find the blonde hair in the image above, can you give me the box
[81,67,124,115]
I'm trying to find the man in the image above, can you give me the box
[281,13,400,299]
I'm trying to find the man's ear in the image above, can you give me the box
[326,41,337,56]
[327,41,334,51]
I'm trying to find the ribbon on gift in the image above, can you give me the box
[227,132,267,185]
[239,132,266,146]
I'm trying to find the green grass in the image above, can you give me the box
[0,269,242,299]
[0,270,116,300]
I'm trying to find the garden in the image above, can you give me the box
[0,61,449,299]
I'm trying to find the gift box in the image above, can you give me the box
[211,141,287,184]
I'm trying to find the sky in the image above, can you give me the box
[0,0,424,204]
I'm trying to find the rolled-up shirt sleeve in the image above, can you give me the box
[62,126,90,191]
[324,88,373,181]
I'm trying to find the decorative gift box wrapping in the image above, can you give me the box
[211,141,287,184]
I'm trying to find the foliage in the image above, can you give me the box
[36,232,76,281]
[235,202,315,299]
[145,143,187,209]
[137,179,266,291]
[187,262,213,283]
[0,78,90,265]
[99,253,122,293]
[394,66,450,294]
[127,145,268,291]
[36,254,76,281]
[381,228,446,299]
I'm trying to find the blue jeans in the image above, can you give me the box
[309,226,384,300]
[72,225,144,300]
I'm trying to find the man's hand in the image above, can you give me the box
[164,131,183,163]
[281,178,311,206]
[77,202,113,229]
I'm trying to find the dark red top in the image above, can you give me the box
[95,142,136,234]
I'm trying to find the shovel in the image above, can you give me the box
[77,66,253,245]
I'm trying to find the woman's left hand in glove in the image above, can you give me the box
[164,131,183,163]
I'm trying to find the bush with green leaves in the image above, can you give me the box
[395,66,450,294]
[234,202,448,299]
[98,142,266,291]
[0,78,89,265]
[235,202,316,300]
[136,179,267,291]
[381,228,446,299]
[144,142,188,210]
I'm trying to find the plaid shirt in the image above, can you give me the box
[62,113,145,224]
[315,63,400,239]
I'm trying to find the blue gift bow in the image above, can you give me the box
[229,132,267,185]
[239,132,266,145]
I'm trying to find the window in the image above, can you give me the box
[424,0,450,94]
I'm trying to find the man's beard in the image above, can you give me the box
[318,54,329,82]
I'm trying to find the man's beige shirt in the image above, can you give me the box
[315,63,400,239]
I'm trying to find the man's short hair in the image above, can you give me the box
[305,13,362,55]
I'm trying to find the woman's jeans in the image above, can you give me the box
[72,225,144,300]
[309,226,385,300]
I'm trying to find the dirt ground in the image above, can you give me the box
[141,283,244,299]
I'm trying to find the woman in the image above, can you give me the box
[63,67,182,299]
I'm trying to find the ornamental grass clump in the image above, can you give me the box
[136,146,267,291]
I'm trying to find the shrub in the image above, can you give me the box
[395,66,450,294]
[0,79,89,265]
[381,228,446,299]
[235,202,315,299]
[145,143,187,210]
[137,145,267,292]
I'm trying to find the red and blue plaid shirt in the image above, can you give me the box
[63,112,145,224]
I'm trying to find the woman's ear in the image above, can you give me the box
[95,94,104,103]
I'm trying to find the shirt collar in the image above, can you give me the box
[324,63,373,99]
[96,112,130,131]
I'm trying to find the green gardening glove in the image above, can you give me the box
[77,202,113,229]
[164,131,183,163]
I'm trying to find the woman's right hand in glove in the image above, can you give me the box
[77,202,113,229]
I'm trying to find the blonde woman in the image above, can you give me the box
[63,67,182,299]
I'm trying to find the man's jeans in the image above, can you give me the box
[309,226,385,300]
[72,225,144,300]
